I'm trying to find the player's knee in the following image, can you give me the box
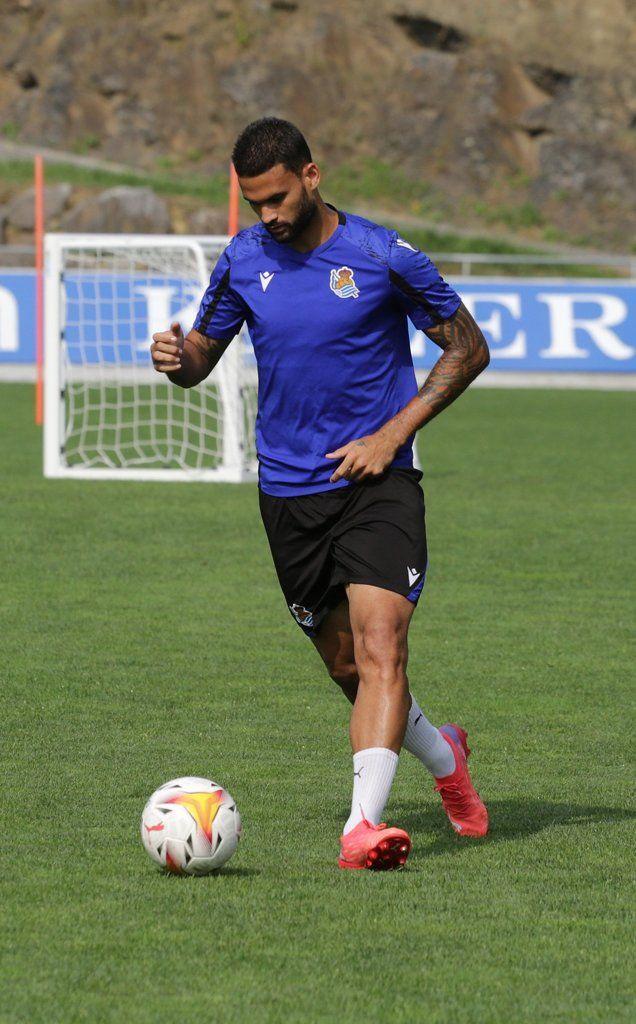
[355,624,408,685]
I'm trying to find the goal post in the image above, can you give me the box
[43,233,257,482]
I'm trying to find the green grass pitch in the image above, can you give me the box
[1,383,633,1023]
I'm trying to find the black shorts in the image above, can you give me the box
[258,468,427,638]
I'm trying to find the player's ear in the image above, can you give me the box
[303,162,320,192]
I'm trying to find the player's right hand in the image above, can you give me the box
[150,321,184,373]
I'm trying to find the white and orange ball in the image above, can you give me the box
[141,776,242,875]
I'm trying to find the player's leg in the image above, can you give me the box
[334,583,412,868]
[345,582,412,753]
[258,489,408,867]
[316,599,487,841]
[312,599,456,778]
[311,599,358,703]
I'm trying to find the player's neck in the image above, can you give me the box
[286,198,340,254]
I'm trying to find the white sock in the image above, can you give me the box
[402,695,455,778]
[342,747,399,835]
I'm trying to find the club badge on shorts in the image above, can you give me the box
[289,603,314,628]
[330,266,359,299]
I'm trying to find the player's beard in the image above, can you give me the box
[265,188,318,243]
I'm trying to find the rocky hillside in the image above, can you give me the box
[0,0,634,248]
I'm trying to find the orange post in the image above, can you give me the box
[34,154,44,426]
[228,162,240,237]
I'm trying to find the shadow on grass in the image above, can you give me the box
[392,797,636,858]
[159,865,260,880]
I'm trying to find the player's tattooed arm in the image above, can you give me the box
[380,302,490,441]
[150,322,231,389]
[415,302,490,418]
[326,303,489,482]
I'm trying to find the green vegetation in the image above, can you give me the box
[325,159,624,274]
[155,155,179,172]
[0,158,229,205]
[1,384,634,1023]
[0,153,626,273]
[327,156,435,213]
[71,133,102,155]
[399,225,538,256]
[329,159,547,232]
[234,16,254,48]
[472,198,545,230]
[1,120,20,140]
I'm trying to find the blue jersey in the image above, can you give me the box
[192,206,461,496]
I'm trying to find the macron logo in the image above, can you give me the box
[407,567,421,587]
[259,271,275,291]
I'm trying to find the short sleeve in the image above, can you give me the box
[388,234,461,331]
[192,248,247,340]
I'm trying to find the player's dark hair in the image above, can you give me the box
[232,117,312,178]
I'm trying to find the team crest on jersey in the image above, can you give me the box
[330,266,359,299]
[289,603,314,628]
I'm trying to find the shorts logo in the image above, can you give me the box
[289,603,314,628]
[330,266,359,299]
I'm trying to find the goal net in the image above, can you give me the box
[43,234,258,481]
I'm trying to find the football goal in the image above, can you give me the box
[43,233,257,481]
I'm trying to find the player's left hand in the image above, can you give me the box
[325,427,402,483]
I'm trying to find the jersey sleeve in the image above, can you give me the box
[387,234,461,331]
[192,248,247,341]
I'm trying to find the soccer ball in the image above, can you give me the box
[141,776,242,875]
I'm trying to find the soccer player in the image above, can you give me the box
[151,118,490,870]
